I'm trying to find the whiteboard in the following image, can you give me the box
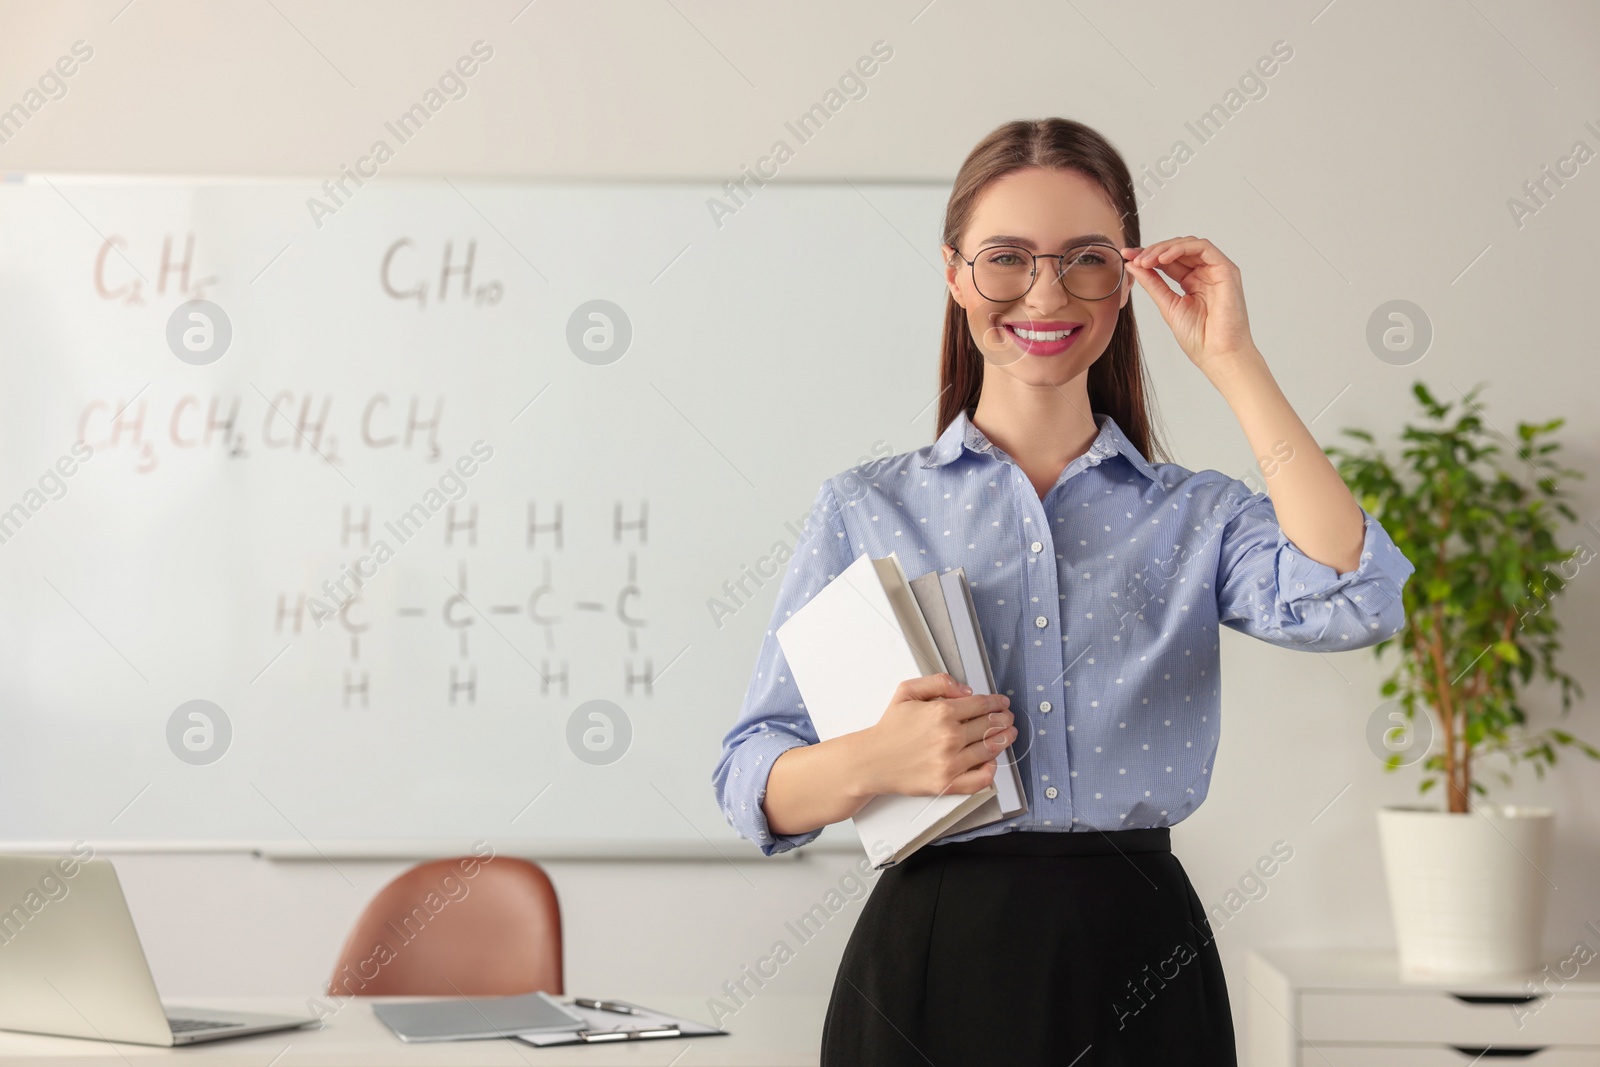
[0,176,951,856]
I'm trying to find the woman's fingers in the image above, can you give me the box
[899,672,968,703]
[963,707,1014,746]
[954,691,1008,716]
[965,716,1016,759]
[1126,258,1183,318]
[947,759,999,795]
[1132,237,1236,285]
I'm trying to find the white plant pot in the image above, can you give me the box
[1377,804,1555,978]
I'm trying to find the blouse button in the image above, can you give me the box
[1034,616,1048,629]
[1030,541,1043,554]
[1039,700,1052,713]
[1044,786,1059,799]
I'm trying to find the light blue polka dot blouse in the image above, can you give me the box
[713,408,1416,856]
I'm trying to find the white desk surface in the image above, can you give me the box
[0,994,828,1066]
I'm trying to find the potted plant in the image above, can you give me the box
[1326,381,1596,977]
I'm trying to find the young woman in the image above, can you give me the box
[712,118,1414,1065]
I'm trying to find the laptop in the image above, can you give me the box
[0,853,316,1046]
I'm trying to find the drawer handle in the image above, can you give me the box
[1448,994,1543,1006]
[1449,1048,1547,1059]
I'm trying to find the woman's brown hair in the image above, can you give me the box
[937,117,1170,465]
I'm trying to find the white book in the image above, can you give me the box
[776,550,998,869]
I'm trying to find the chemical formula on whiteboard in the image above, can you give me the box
[92,233,504,312]
[271,501,656,707]
[77,392,445,473]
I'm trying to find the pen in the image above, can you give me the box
[572,998,635,1015]
[576,1025,680,1042]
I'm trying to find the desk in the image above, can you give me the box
[0,994,828,1066]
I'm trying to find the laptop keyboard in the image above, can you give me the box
[168,1017,245,1033]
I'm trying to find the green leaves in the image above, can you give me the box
[1337,381,1593,812]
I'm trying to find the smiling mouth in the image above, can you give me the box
[1003,323,1082,342]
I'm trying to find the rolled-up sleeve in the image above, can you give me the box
[713,477,855,856]
[1214,484,1415,652]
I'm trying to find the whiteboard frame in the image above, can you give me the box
[0,837,862,860]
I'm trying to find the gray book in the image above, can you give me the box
[908,568,1027,830]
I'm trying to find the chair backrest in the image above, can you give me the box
[326,855,562,997]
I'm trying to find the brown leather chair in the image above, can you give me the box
[326,855,563,998]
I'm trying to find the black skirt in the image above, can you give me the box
[820,828,1237,1067]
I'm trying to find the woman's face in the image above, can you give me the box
[942,166,1132,385]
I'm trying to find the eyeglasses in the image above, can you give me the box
[948,242,1126,303]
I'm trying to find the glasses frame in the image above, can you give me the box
[947,241,1127,303]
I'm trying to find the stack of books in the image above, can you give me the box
[776,551,1027,868]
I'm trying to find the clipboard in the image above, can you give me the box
[372,990,587,1042]
[514,998,727,1046]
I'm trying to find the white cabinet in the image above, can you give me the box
[1244,947,1600,1067]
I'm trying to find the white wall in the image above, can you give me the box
[4,0,1600,1053]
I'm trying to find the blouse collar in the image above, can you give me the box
[921,408,1162,485]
